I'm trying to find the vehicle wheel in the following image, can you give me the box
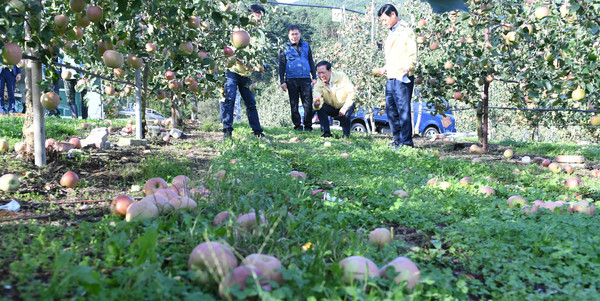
[351,123,367,132]
[423,126,440,138]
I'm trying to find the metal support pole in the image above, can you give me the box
[27,15,46,166]
[135,69,143,139]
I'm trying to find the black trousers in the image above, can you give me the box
[64,79,88,119]
[286,78,313,130]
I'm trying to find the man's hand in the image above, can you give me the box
[15,74,21,82]
[339,107,347,116]
[313,97,320,108]
[312,79,317,86]
[375,68,386,77]
[281,83,287,92]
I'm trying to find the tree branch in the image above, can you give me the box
[21,54,135,85]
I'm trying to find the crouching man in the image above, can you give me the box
[313,61,356,138]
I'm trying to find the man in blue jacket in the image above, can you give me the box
[0,64,22,115]
[279,25,317,132]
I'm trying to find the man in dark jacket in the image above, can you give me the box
[279,25,317,132]
[0,64,21,115]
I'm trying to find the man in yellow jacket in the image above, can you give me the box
[313,61,356,138]
[375,4,417,149]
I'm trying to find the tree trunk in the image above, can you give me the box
[476,100,483,143]
[22,63,34,152]
[24,13,46,166]
[482,81,489,150]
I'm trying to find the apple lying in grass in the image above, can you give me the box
[241,254,284,284]
[504,149,513,159]
[172,175,191,186]
[213,211,235,226]
[478,186,495,196]
[289,137,299,143]
[169,196,197,211]
[324,141,332,147]
[214,170,227,181]
[289,171,306,180]
[563,164,574,175]
[507,195,527,208]
[548,162,562,173]
[341,153,350,158]
[236,212,266,230]
[472,158,483,164]
[380,256,420,290]
[564,177,581,189]
[140,194,172,214]
[439,181,451,190]
[426,178,441,187]
[60,171,80,188]
[571,200,596,215]
[168,182,191,197]
[144,177,168,196]
[392,190,409,198]
[0,174,20,192]
[459,177,473,186]
[339,256,379,284]
[469,144,478,152]
[369,228,392,247]
[542,159,551,167]
[230,158,238,163]
[189,242,238,284]
[69,138,81,149]
[0,139,9,153]
[218,265,271,299]
[110,195,134,217]
[154,188,178,201]
[125,201,159,221]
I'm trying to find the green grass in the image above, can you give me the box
[1,122,599,300]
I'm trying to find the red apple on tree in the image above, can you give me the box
[41,92,60,110]
[2,43,23,65]
[86,6,103,23]
[231,30,251,49]
[165,71,175,80]
[102,50,124,68]
[223,46,234,57]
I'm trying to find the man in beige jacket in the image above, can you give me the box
[374,4,417,149]
[313,61,356,138]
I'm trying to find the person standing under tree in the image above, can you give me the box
[279,25,317,132]
[375,4,418,149]
[62,53,88,119]
[220,4,269,142]
[0,63,21,115]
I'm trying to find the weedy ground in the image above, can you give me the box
[1,116,599,300]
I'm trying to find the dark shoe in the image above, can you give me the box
[321,131,333,138]
[223,131,233,140]
[294,127,303,132]
[254,132,271,143]
[304,127,312,132]
[389,141,400,147]
[342,134,349,139]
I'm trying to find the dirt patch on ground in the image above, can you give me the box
[0,123,221,225]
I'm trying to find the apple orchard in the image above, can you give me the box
[1,0,274,162]
[316,0,600,146]
[1,0,600,300]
